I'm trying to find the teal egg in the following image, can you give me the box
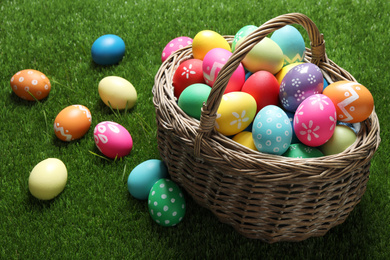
[270,25,305,66]
[178,83,212,120]
[127,159,168,200]
[232,25,258,52]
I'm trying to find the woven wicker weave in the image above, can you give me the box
[152,13,381,243]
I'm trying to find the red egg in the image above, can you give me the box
[172,59,205,99]
[241,71,280,113]
[323,80,374,123]
[10,69,51,101]
[54,105,92,141]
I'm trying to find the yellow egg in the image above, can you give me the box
[215,92,257,136]
[98,76,137,110]
[232,131,257,150]
[275,62,303,84]
[192,30,231,60]
[28,158,68,200]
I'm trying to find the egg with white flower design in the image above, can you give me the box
[215,92,257,136]
[252,105,292,155]
[161,36,193,63]
[293,94,336,147]
[279,63,324,112]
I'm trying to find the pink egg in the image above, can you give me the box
[161,36,193,63]
[202,48,245,93]
[293,94,337,147]
[94,121,133,159]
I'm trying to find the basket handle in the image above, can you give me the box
[194,13,327,157]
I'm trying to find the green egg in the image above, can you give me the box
[178,83,212,120]
[232,25,258,52]
[283,143,323,158]
[148,178,186,227]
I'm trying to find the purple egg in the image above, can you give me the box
[279,63,323,112]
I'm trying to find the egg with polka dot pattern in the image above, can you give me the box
[252,105,292,155]
[10,69,51,101]
[279,63,324,112]
[161,36,193,63]
[148,178,186,227]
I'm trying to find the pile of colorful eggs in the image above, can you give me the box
[162,25,374,158]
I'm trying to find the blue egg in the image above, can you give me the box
[252,105,292,155]
[270,25,305,66]
[91,34,125,65]
[322,77,329,90]
[285,111,300,144]
[127,159,168,200]
[245,71,253,81]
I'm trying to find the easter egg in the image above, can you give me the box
[98,76,137,110]
[29,158,67,200]
[320,125,357,155]
[232,131,257,150]
[238,37,284,74]
[283,143,323,158]
[232,25,257,52]
[202,48,245,93]
[173,59,205,98]
[127,159,168,200]
[275,62,303,84]
[94,121,133,159]
[192,30,231,60]
[10,69,51,101]
[279,63,324,112]
[91,34,125,65]
[161,36,193,63]
[148,179,186,227]
[241,71,280,113]
[54,105,92,141]
[252,105,292,155]
[322,80,374,123]
[270,25,306,66]
[215,92,257,136]
[294,94,337,147]
[178,83,212,120]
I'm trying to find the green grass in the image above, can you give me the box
[1,0,389,259]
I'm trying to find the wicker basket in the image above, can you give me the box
[152,13,381,243]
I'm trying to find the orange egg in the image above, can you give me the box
[323,80,374,123]
[54,105,92,141]
[10,69,51,101]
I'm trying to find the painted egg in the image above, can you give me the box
[192,30,231,60]
[252,105,292,155]
[322,80,374,123]
[29,158,67,200]
[232,131,257,151]
[127,159,168,200]
[148,179,186,227]
[94,121,133,159]
[320,125,357,155]
[54,105,92,141]
[161,36,193,63]
[203,48,245,93]
[98,76,137,110]
[283,143,323,158]
[237,37,283,74]
[232,25,257,52]
[173,59,205,99]
[294,94,337,147]
[275,62,303,84]
[241,71,280,113]
[285,111,300,144]
[91,34,125,65]
[215,92,257,136]
[10,69,51,101]
[270,25,306,66]
[178,83,212,120]
[279,63,324,112]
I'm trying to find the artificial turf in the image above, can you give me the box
[1,0,389,259]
